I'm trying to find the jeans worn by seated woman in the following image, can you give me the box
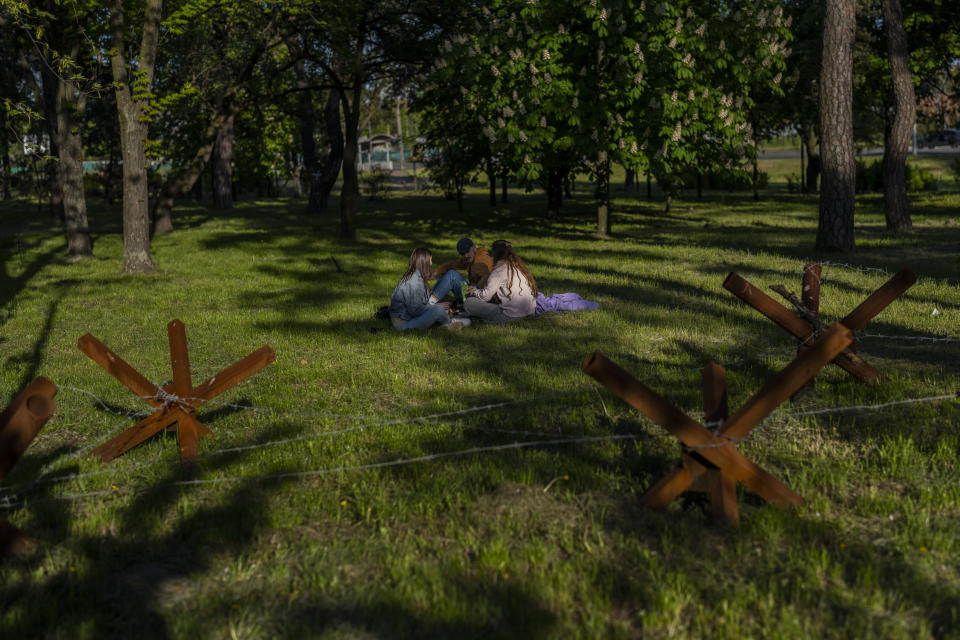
[431,269,466,305]
[389,270,450,331]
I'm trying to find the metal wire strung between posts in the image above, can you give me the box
[0,421,596,499]
[4,384,957,505]
[0,433,652,509]
[802,262,892,279]
[793,391,960,416]
[857,333,960,343]
[0,387,601,497]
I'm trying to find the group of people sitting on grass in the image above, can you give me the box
[389,238,537,331]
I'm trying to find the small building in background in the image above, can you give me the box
[357,135,424,173]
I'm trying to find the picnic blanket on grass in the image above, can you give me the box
[535,292,599,314]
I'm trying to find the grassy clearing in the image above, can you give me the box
[1,183,959,639]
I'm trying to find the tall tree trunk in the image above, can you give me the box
[500,170,508,203]
[56,71,93,260]
[153,107,236,235]
[800,136,806,191]
[153,33,270,232]
[487,160,496,206]
[1,114,11,200]
[817,0,856,251]
[109,0,160,273]
[339,80,361,242]
[646,171,652,199]
[40,68,65,226]
[212,114,234,210]
[546,166,563,217]
[395,98,405,172]
[596,155,610,235]
[625,168,635,190]
[881,0,915,232]
[305,88,343,215]
[799,124,820,193]
[296,55,319,209]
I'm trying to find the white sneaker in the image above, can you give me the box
[447,317,471,329]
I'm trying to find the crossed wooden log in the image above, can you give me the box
[583,324,853,525]
[79,319,275,464]
[0,377,57,558]
[724,265,916,385]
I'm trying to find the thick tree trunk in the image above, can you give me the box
[487,162,496,206]
[56,75,93,260]
[40,69,65,226]
[624,168,635,190]
[109,0,160,273]
[212,114,234,210]
[646,172,652,199]
[339,79,361,241]
[308,89,343,215]
[596,156,610,235]
[881,0,915,232]
[1,115,11,200]
[817,0,856,251]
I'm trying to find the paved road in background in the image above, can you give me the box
[759,146,960,159]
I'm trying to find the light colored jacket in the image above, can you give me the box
[389,271,431,321]
[473,261,536,318]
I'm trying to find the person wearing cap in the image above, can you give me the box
[429,237,493,306]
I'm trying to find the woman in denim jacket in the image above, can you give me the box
[389,248,451,330]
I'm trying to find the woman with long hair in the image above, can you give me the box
[389,248,453,330]
[464,239,537,323]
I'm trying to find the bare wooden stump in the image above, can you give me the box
[582,324,853,525]
[80,319,275,464]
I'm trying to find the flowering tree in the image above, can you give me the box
[418,0,790,233]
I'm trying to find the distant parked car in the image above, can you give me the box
[919,129,960,148]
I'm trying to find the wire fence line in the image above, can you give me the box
[0,387,601,497]
[2,379,957,510]
[0,433,652,510]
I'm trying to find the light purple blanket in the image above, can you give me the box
[535,292,600,314]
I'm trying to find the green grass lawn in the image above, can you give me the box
[1,183,959,639]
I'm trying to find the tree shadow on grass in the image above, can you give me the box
[0,424,306,638]
[0,238,63,330]
[592,491,959,636]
